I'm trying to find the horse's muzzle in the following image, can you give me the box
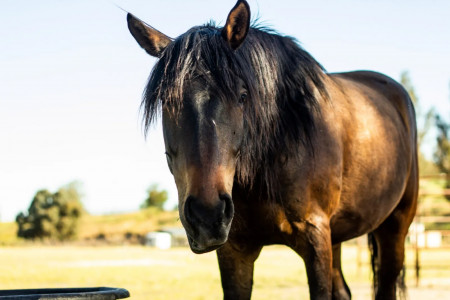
[183,193,234,254]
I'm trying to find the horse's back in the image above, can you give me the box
[331,70,416,139]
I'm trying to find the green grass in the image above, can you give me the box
[0,245,448,299]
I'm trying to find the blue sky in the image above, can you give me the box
[1,0,449,222]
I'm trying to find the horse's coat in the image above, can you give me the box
[127,1,418,299]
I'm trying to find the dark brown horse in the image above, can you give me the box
[127,1,418,299]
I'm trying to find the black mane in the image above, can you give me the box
[142,23,328,200]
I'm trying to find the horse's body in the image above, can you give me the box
[127,1,418,299]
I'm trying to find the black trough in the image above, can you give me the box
[0,287,129,300]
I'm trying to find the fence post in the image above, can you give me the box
[414,219,420,287]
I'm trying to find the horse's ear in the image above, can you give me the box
[127,13,172,57]
[221,0,250,50]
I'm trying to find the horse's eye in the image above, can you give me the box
[165,152,173,164]
[239,92,248,104]
[164,152,173,174]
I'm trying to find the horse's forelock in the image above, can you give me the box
[142,24,327,201]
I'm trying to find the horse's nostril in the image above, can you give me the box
[184,195,198,224]
[185,193,234,227]
[220,193,234,220]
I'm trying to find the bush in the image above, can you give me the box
[140,184,168,210]
[16,184,84,241]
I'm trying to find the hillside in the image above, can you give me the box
[0,208,180,246]
[78,208,180,243]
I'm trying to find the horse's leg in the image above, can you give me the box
[216,242,262,300]
[371,221,408,300]
[372,173,418,300]
[332,243,351,300]
[291,220,333,300]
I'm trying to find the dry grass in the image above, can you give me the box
[0,222,21,246]
[77,208,179,240]
[0,245,449,299]
[1,191,449,299]
[0,209,180,245]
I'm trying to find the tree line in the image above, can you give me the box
[401,71,450,197]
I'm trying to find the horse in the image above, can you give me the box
[127,1,418,299]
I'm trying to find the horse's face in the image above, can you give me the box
[162,79,246,253]
[128,0,251,253]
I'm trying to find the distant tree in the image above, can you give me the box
[16,189,54,239]
[52,183,85,239]
[401,71,435,147]
[400,71,437,175]
[433,88,450,199]
[434,115,450,173]
[141,184,168,210]
[16,183,84,240]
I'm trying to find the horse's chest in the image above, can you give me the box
[230,199,312,245]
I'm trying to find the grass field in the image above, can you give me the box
[0,244,449,299]
[1,178,449,299]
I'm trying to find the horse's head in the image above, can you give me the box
[127,1,251,253]
[160,79,246,253]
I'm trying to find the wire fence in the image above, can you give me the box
[411,175,450,286]
[350,174,450,288]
